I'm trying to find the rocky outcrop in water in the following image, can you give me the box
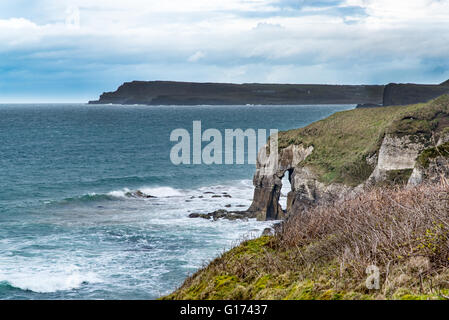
[126,190,156,199]
[189,210,258,221]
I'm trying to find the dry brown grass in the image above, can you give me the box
[277,180,449,276]
[165,180,449,300]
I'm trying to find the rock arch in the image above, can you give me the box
[247,144,314,221]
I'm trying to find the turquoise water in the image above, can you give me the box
[0,103,353,299]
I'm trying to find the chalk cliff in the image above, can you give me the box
[248,95,449,221]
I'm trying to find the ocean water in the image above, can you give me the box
[0,103,353,300]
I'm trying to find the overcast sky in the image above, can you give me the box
[1,0,449,102]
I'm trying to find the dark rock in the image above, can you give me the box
[247,181,285,221]
[225,204,232,208]
[188,209,258,221]
[188,213,210,219]
[126,190,156,199]
[223,194,232,198]
[135,190,145,197]
[211,195,222,198]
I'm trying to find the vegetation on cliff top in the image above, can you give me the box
[417,142,449,168]
[164,182,449,300]
[277,95,449,186]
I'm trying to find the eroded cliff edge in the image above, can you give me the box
[248,95,449,221]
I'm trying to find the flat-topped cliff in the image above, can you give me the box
[90,79,449,107]
[89,81,384,105]
[383,82,449,106]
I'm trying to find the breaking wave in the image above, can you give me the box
[0,268,102,293]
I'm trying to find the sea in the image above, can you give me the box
[0,103,353,299]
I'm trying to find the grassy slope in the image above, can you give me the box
[164,183,449,300]
[277,95,449,186]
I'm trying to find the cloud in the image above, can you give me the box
[188,51,206,62]
[65,6,80,28]
[1,0,449,101]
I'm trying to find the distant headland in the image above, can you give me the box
[88,81,383,105]
[88,79,449,106]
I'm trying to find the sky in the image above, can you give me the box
[1,0,449,102]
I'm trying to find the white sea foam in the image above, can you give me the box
[139,187,184,198]
[104,180,253,202]
[0,265,102,293]
[0,179,277,299]
[106,186,184,199]
[107,188,131,198]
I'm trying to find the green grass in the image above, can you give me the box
[417,142,449,168]
[277,95,449,186]
[162,236,449,300]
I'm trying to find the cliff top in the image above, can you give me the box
[278,94,449,186]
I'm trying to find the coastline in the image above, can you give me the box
[1,103,353,300]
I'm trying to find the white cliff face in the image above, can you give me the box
[409,157,449,186]
[287,167,355,213]
[408,167,424,186]
[437,131,449,146]
[255,144,314,174]
[367,134,428,185]
[287,145,315,169]
[249,144,314,221]
[377,135,424,169]
[408,133,449,186]
[250,143,355,220]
